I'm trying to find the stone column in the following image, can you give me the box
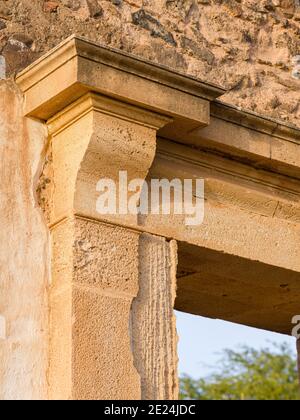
[42,93,178,400]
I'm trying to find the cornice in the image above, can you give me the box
[212,101,300,145]
[157,138,300,199]
[17,35,226,101]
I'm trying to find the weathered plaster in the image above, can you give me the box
[0,80,49,400]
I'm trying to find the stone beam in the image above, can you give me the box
[176,242,300,335]
[146,139,300,274]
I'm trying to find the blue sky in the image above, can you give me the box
[176,311,296,379]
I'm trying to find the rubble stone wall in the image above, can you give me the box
[0,0,299,125]
[0,80,49,400]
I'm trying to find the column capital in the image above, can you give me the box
[47,92,172,137]
[41,91,171,228]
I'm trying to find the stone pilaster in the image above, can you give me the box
[44,92,178,400]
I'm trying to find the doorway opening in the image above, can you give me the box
[175,241,299,400]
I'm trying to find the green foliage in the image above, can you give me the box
[180,343,299,400]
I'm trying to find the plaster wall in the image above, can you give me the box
[0,81,49,400]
